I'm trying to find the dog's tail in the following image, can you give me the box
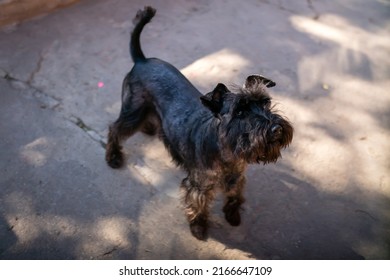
[130,6,156,63]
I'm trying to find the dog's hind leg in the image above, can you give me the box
[140,109,161,136]
[106,78,150,169]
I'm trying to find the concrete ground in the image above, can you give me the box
[0,0,389,259]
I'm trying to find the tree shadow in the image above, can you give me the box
[1,0,389,260]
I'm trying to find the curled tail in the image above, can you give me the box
[130,6,156,63]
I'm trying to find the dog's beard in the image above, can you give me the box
[231,122,293,164]
[235,136,281,164]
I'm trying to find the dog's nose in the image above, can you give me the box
[271,124,283,138]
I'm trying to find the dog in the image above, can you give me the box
[106,6,293,240]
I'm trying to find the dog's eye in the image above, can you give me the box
[234,100,247,117]
[235,104,249,117]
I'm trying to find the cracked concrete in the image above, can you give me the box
[2,70,61,109]
[1,0,389,259]
[306,0,320,19]
[68,116,106,148]
[27,51,46,85]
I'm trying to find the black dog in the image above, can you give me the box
[106,6,293,240]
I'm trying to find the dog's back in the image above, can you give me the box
[128,7,204,113]
[111,7,219,169]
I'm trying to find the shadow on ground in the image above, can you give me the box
[1,0,389,259]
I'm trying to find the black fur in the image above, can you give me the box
[106,6,293,240]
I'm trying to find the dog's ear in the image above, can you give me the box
[244,75,276,89]
[200,83,229,114]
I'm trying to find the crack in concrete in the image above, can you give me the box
[2,69,17,81]
[258,0,295,14]
[3,68,161,196]
[27,51,46,85]
[2,70,107,151]
[68,116,106,149]
[355,209,378,222]
[259,0,320,19]
[306,0,320,20]
[26,40,60,86]
[2,70,61,109]
[98,245,120,258]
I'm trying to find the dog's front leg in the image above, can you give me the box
[222,173,246,226]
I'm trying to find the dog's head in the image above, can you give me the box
[200,75,293,164]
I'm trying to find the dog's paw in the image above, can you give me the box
[106,149,125,169]
[189,218,208,240]
[190,223,208,240]
[223,206,241,226]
